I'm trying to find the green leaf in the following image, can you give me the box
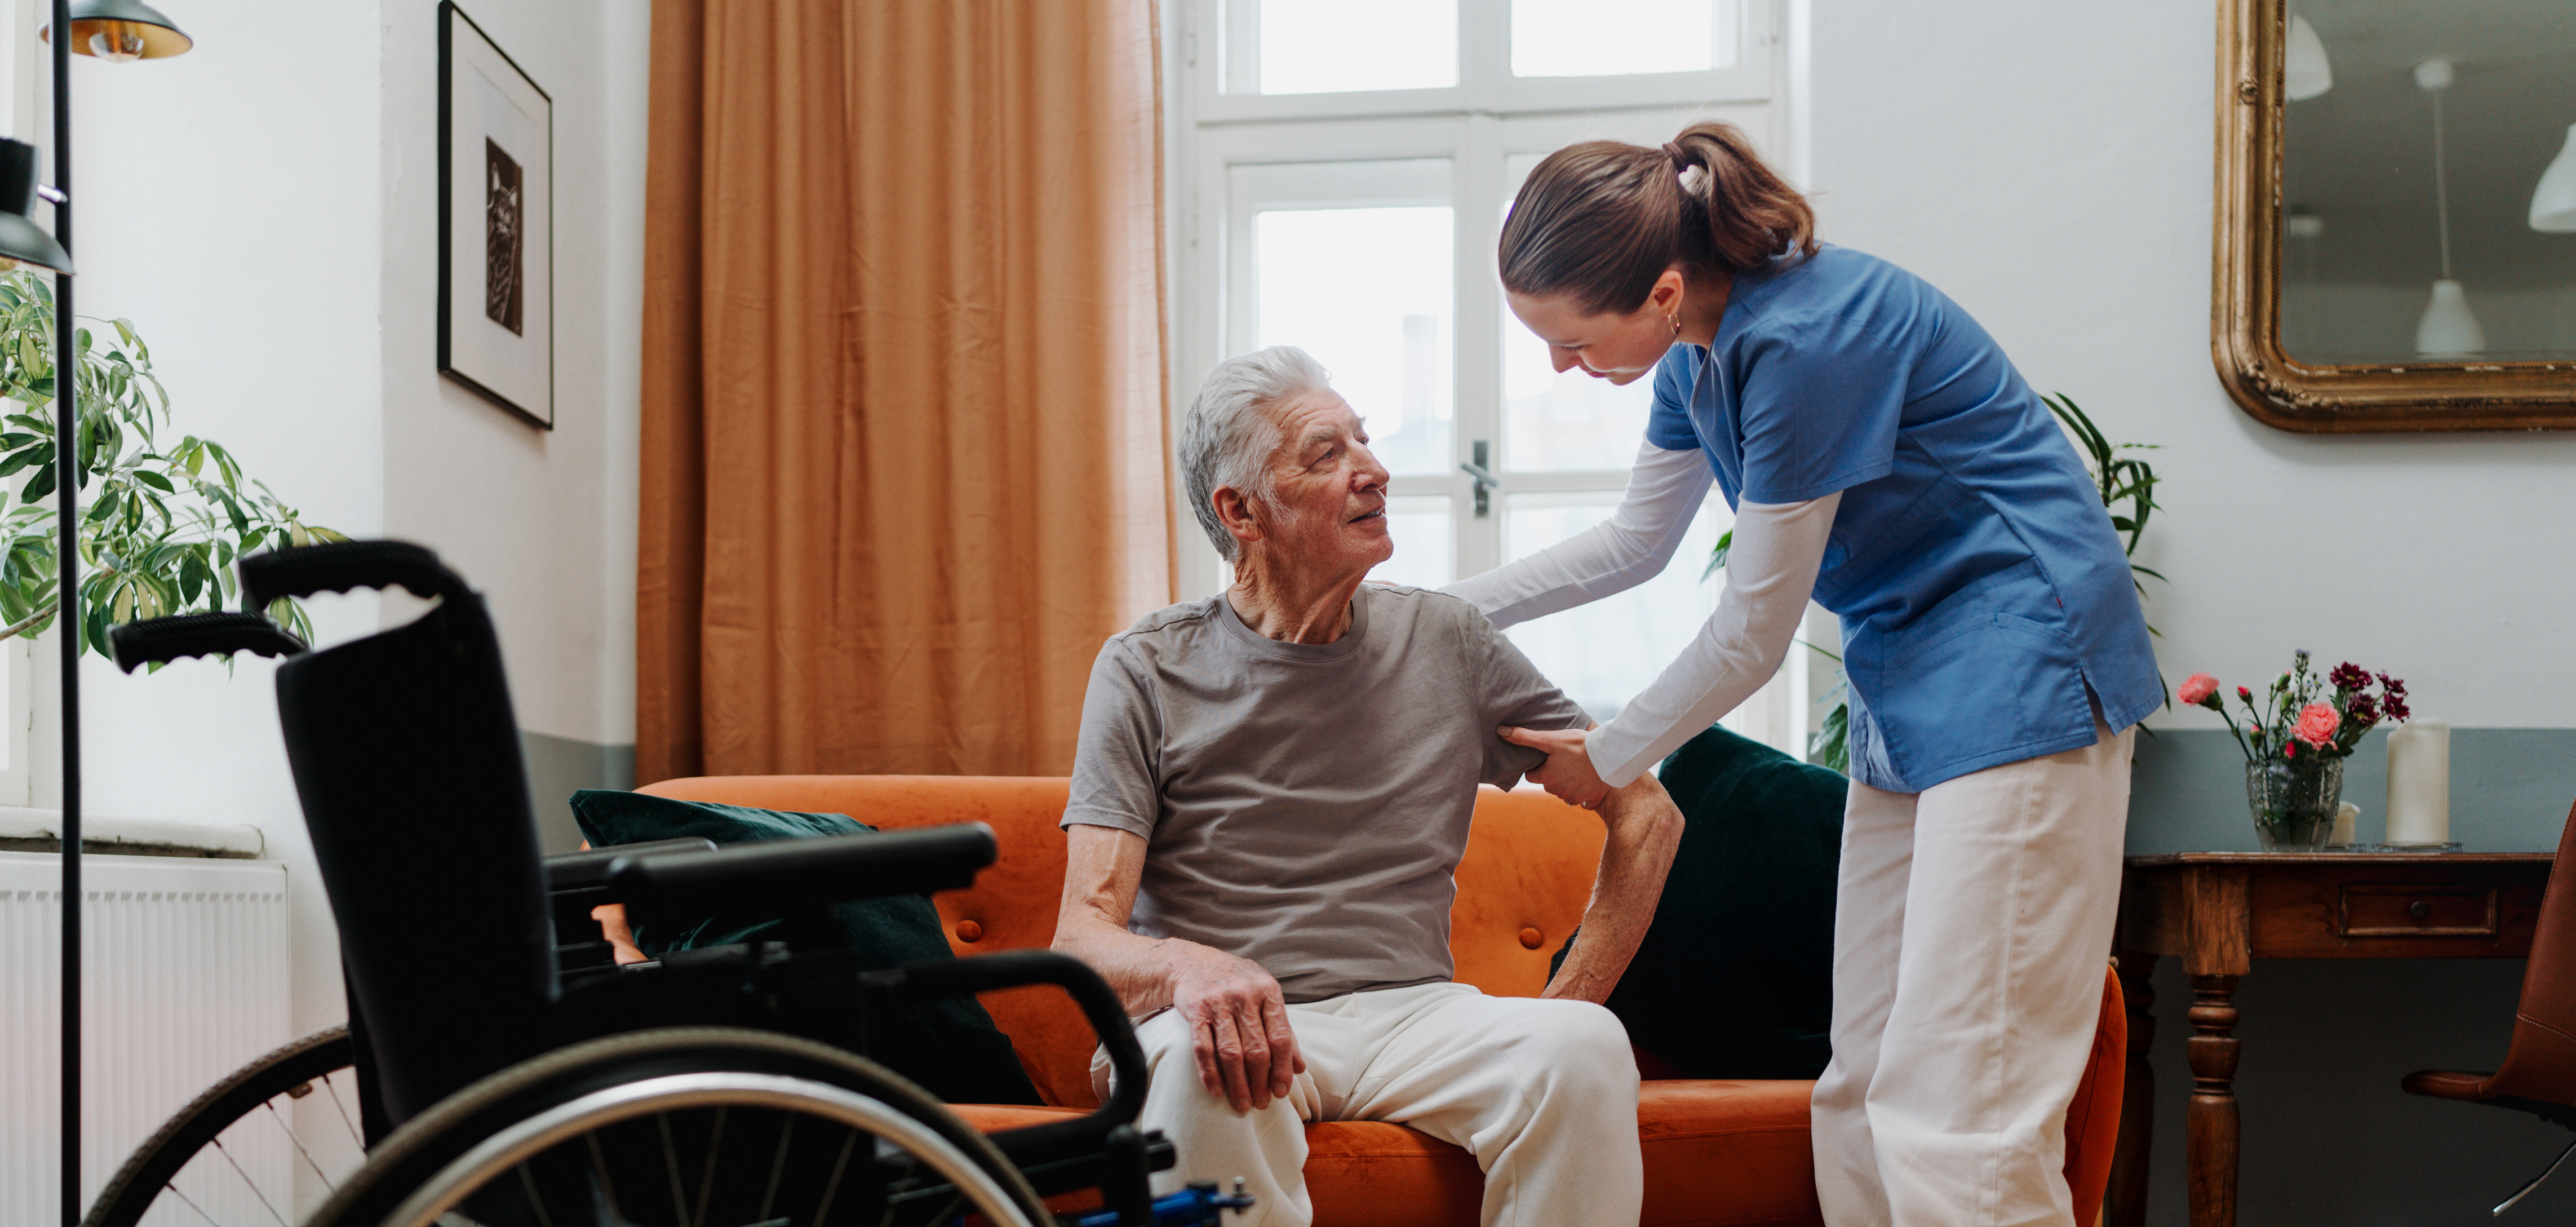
[130,469,174,493]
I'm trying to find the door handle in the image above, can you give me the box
[1460,440,1500,517]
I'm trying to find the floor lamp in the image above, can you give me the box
[1,5,194,1224]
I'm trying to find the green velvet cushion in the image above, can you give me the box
[570,789,1042,1105]
[1551,724,1844,1079]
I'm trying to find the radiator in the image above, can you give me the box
[0,850,293,1226]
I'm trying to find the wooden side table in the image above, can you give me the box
[2108,852,2553,1227]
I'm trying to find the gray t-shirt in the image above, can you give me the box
[1062,583,1589,1003]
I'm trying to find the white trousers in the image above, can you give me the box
[1094,981,1642,1227]
[1811,719,2134,1227]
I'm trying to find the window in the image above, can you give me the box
[1171,0,1821,754]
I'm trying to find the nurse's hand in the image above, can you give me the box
[1500,725,1611,809]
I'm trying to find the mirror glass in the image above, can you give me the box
[2278,2,2576,365]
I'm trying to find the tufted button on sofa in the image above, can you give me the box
[640,774,2126,1226]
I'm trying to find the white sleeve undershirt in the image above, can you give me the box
[1441,443,1839,789]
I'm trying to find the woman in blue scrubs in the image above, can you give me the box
[1444,122,2159,1227]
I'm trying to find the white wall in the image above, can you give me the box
[55,0,648,1038]
[1805,1,2576,734]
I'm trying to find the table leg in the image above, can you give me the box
[2105,952,2157,1227]
[2185,973,2241,1227]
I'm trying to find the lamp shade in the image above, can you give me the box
[2415,279,2485,356]
[41,0,192,61]
[0,139,70,273]
[2533,123,2576,233]
[2285,15,2332,101]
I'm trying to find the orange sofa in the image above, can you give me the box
[640,774,2125,1226]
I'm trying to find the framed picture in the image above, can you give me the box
[438,2,553,429]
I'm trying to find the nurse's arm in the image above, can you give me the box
[1444,442,1710,628]
[1544,769,1685,1003]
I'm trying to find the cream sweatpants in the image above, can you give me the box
[1092,980,1642,1227]
[1811,717,2134,1227]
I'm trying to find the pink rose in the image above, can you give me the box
[2292,701,2339,748]
[2179,672,2219,707]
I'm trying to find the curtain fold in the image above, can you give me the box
[640,0,1170,783]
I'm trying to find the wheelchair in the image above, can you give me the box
[85,541,1242,1227]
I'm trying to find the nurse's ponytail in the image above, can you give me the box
[1499,121,1815,317]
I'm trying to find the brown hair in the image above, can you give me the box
[1498,121,1816,317]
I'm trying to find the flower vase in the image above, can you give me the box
[2246,757,2345,851]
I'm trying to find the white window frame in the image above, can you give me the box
[1165,0,1819,756]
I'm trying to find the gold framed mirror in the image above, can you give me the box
[2214,0,2576,432]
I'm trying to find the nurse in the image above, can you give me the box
[1445,122,2160,1227]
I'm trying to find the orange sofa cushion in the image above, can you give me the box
[640,775,2121,1226]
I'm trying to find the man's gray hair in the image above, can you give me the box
[1178,346,1332,563]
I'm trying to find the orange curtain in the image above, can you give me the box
[639,0,1171,783]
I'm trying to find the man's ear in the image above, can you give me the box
[1213,485,1263,548]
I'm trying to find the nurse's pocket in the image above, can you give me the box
[1873,610,2092,761]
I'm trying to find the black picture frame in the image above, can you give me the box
[437,1,555,429]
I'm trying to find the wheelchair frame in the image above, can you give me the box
[88,541,1231,1227]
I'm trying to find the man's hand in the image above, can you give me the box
[1054,825,1305,1113]
[1500,724,1611,808]
[1166,943,1305,1111]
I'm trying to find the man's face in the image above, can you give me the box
[1243,388,1393,577]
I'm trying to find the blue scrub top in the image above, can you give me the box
[1647,245,2160,793]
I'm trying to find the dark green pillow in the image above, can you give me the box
[1549,725,1844,1079]
[570,789,1043,1105]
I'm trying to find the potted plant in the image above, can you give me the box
[0,271,338,659]
[2179,652,2410,851]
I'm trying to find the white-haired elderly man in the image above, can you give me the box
[1053,345,1685,1227]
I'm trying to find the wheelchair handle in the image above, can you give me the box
[604,823,998,923]
[108,612,308,674]
[240,539,471,608]
[870,949,1151,1163]
[543,838,719,892]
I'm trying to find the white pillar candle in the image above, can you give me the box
[2332,801,2358,846]
[2386,720,2451,845]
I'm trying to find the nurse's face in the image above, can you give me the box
[1506,268,1689,387]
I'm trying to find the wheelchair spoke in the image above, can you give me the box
[516,1163,559,1227]
[162,1181,224,1227]
[263,1097,338,1190]
[209,1136,293,1227]
[759,1114,794,1222]
[691,1105,728,1227]
[809,1130,858,1227]
[587,1131,627,1225]
[659,1113,689,1227]
[322,1069,365,1151]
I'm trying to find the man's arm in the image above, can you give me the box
[1541,769,1684,1004]
[1053,824,1305,1112]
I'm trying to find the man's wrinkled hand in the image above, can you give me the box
[1500,725,1611,808]
[1167,944,1305,1112]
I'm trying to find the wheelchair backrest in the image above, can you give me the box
[265,544,558,1127]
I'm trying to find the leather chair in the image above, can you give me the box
[2402,799,2576,1213]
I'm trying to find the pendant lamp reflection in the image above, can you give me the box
[39,0,193,63]
[2533,123,2576,233]
[0,139,71,273]
[2413,59,2483,357]
[2285,15,2332,101]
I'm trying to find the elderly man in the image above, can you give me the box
[1053,345,1684,1227]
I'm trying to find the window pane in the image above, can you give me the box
[1501,491,1726,722]
[1260,0,1457,94]
[1254,206,1455,477]
[1368,494,1455,588]
[1510,0,1721,78]
[1502,309,1659,471]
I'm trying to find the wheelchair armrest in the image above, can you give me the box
[604,823,997,920]
[544,838,719,892]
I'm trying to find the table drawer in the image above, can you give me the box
[2340,884,2498,937]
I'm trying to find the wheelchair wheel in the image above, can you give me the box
[306,1025,1050,1227]
[83,1025,366,1227]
